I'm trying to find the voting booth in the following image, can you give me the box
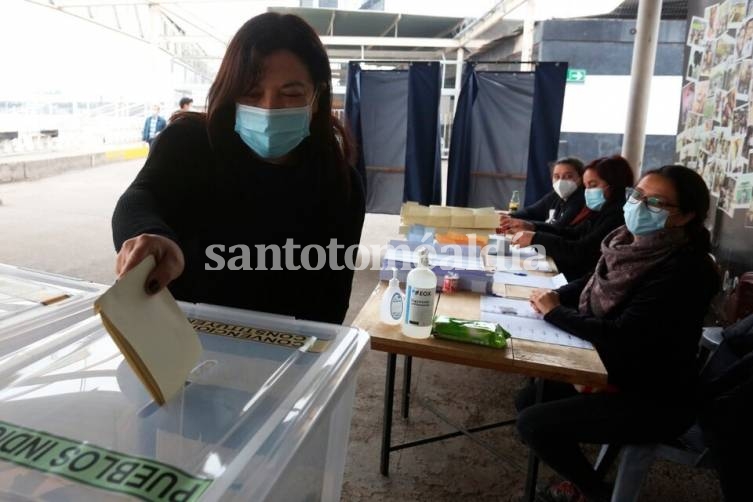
[345,61,443,214]
[0,271,369,501]
[446,62,568,209]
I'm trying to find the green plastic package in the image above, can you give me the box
[432,315,511,349]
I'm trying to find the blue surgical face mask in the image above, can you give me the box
[623,200,669,236]
[584,187,607,211]
[234,102,312,159]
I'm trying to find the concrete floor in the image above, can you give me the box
[0,160,723,501]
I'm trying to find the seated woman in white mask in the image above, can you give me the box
[499,157,586,233]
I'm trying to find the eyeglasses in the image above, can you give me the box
[625,187,679,213]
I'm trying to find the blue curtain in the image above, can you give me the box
[344,62,366,190]
[446,64,479,207]
[404,62,442,206]
[524,62,568,206]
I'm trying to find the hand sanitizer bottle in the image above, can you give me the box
[380,268,404,325]
[402,248,437,339]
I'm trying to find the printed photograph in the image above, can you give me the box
[717,1,731,37]
[720,175,738,216]
[743,125,753,157]
[721,88,737,127]
[680,83,696,129]
[730,135,744,162]
[736,59,752,98]
[710,63,727,93]
[742,16,753,57]
[746,200,753,228]
[688,47,704,81]
[713,162,727,196]
[734,173,753,207]
[701,41,715,77]
[730,0,748,26]
[714,35,736,66]
[687,111,704,131]
[688,16,709,46]
[707,4,720,39]
[733,103,749,135]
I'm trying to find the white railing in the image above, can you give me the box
[0,102,150,157]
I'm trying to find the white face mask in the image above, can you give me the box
[553,179,578,199]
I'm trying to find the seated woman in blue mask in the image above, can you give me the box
[111,13,365,324]
[516,165,720,502]
[499,157,586,232]
[511,155,633,280]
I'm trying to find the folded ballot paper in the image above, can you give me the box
[94,256,202,406]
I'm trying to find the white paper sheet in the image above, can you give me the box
[490,255,554,273]
[492,272,568,289]
[480,296,542,319]
[481,311,594,350]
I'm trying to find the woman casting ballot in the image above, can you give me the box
[112,13,365,324]
[516,165,720,502]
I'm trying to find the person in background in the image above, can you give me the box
[170,97,195,124]
[517,165,720,502]
[142,105,166,148]
[511,155,634,280]
[499,157,586,233]
[179,97,193,111]
[113,13,365,324]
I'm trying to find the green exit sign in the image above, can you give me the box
[567,69,586,83]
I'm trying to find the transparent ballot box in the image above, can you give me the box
[0,263,104,344]
[0,303,370,501]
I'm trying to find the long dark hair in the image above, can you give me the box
[584,155,635,203]
[641,165,712,253]
[199,13,355,198]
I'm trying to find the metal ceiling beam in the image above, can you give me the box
[327,49,444,60]
[455,0,526,48]
[319,36,487,49]
[24,0,215,83]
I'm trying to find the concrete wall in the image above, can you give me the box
[0,145,147,184]
[538,18,686,168]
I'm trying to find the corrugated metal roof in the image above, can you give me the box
[267,6,466,38]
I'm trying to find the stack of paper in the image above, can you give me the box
[491,272,567,299]
[480,308,593,350]
[400,202,501,232]
[480,295,542,319]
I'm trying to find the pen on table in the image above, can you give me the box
[512,272,527,276]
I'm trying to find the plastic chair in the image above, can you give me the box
[596,326,727,502]
[607,424,714,502]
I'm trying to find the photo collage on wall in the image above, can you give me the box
[678,0,753,228]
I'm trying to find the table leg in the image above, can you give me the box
[380,352,397,476]
[523,378,545,502]
[401,355,412,419]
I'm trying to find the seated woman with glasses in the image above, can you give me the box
[516,165,720,502]
[511,155,634,280]
[499,157,587,233]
